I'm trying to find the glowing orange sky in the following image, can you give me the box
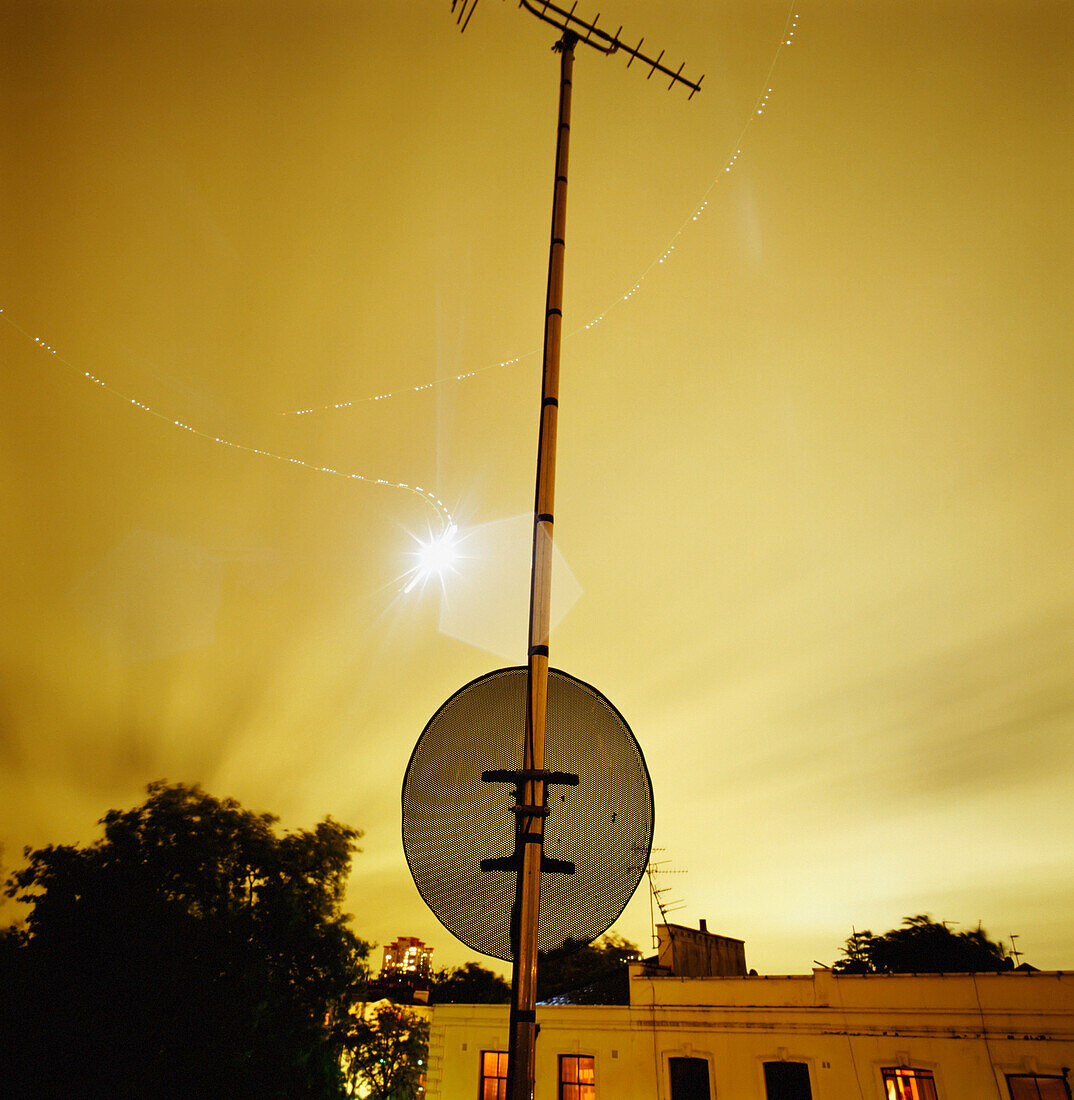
[2,0,1071,975]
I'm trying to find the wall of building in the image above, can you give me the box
[426,970,1074,1099]
[656,922,747,978]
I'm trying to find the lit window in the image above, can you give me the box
[560,1055,596,1100]
[882,1068,939,1100]
[764,1060,812,1099]
[1007,1075,1072,1100]
[669,1056,711,1100]
[480,1051,508,1100]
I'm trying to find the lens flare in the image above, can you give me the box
[403,524,460,594]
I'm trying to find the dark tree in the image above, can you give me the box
[537,933,641,1004]
[832,914,1016,974]
[343,1003,429,1099]
[430,961,512,1004]
[1,781,370,1099]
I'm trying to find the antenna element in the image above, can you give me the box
[449,0,704,96]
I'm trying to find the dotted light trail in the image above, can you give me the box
[4,4,799,536]
[0,309,454,529]
[282,4,802,417]
[285,359,523,417]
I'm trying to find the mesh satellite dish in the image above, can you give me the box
[402,666,653,961]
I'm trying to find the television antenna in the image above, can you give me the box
[438,6,700,1099]
[1008,932,1023,967]
[452,0,704,96]
[646,856,688,950]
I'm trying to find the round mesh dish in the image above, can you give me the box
[402,666,653,962]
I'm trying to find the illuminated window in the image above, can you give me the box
[669,1057,711,1100]
[480,1051,508,1100]
[1007,1075,1072,1100]
[764,1060,813,1099]
[559,1054,596,1100]
[882,1068,938,1100]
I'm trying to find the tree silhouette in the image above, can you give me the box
[832,914,1016,974]
[430,961,512,1004]
[537,933,641,1004]
[343,1003,429,1099]
[2,781,370,1098]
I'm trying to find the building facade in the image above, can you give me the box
[427,964,1074,1099]
[381,936,434,982]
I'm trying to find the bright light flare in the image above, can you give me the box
[403,524,460,594]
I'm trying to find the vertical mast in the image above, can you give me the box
[508,32,576,1100]
[447,6,701,1098]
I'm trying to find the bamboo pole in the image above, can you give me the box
[507,29,576,1100]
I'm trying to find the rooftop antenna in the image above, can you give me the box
[448,6,700,1098]
[647,856,688,950]
[1008,932,1023,966]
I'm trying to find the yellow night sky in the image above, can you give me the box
[2,0,1071,974]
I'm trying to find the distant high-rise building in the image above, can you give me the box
[381,936,433,982]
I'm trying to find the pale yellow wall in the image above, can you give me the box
[426,971,1074,1100]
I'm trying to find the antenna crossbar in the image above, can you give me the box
[518,0,703,95]
[451,0,703,95]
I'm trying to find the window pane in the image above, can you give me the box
[764,1061,813,1100]
[483,1051,507,1077]
[481,1050,509,1100]
[669,1057,711,1100]
[560,1055,595,1098]
[1008,1075,1072,1100]
[1039,1082,1072,1100]
[882,1068,938,1100]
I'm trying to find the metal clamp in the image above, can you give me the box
[482,769,579,786]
